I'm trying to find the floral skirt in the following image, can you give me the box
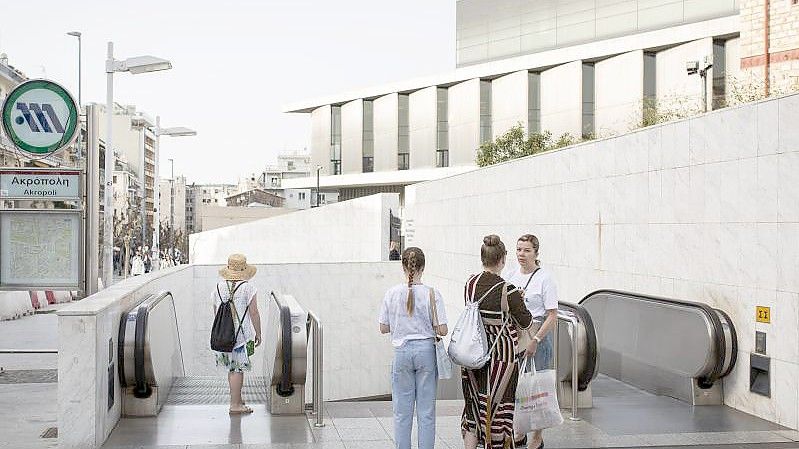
[215,345,251,373]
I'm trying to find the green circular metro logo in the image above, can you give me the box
[1,79,79,156]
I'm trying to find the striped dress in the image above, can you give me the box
[461,272,533,448]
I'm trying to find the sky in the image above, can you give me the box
[0,0,456,184]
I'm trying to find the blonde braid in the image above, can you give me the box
[406,252,416,316]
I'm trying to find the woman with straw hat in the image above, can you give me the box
[213,253,262,414]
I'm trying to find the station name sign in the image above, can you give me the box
[0,168,81,200]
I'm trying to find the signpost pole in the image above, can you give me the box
[85,105,100,296]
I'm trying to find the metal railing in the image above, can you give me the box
[307,310,325,427]
[554,311,580,421]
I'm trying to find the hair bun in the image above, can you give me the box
[483,234,501,247]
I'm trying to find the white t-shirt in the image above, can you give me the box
[212,280,257,349]
[503,267,558,319]
[378,284,448,348]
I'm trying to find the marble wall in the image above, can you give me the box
[404,93,799,429]
[189,193,399,265]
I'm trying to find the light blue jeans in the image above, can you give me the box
[392,338,437,449]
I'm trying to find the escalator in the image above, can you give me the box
[579,289,737,405]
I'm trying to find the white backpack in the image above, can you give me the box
[447,274,510,369]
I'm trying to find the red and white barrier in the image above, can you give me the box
[0,291,35,320]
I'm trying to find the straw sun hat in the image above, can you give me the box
[219,254,256,280]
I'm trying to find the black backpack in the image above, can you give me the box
[210,281,248,352]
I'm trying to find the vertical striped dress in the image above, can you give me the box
[461,272,533,448]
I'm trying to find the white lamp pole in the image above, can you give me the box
[103,42,172,288]
[153,121,196,269]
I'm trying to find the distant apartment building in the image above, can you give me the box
[159,175,187,234]
[185,183,236,233]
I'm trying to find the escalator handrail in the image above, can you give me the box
[270,291,295,397]
[578,289,730,387]
[557,301,598,391]
[715,307,738,379]
[117,291,184,397]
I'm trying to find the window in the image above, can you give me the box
[479,80,492,144]
[398,95,410,170]
[287,161,295,170]
[299,192,306,200]
[436,150,449,168]
[330,106,342,175]
[362,100,374,173]
[113,175,118,184]
[437,88,449,167]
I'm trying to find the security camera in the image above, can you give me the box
[686,61,699,75]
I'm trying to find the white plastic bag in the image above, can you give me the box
[513,356,563,434]
[434,338,453,379]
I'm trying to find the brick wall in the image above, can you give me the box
[740,0,799,93]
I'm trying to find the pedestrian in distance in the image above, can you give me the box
[461,235,533,449]
[212,254,262,414]
[379,247,448,449]
[130,251,145,276]
[504,234,559,449]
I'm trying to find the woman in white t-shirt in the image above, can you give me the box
[503,234,558,449]
[378,247,448,449]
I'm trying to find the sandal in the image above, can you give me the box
[229,405,253,415]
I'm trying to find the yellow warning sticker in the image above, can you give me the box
[756,306,771,324]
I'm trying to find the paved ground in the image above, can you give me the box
[0,313,59,449]
[4,313,799,449]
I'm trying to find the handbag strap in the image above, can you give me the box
[522,267,541,291]
[428,287,442,341]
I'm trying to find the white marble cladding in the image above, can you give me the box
[448,78,481,167]
[373,93,399,172]
[310,105,332,175]
[341,99,364,175]
[595,50,644,136]
[189,192,399,265]
[541,60,583,137]
[491,70,529,139]
[409,86,438,169]
[404,93,799,429]
[57,265,194,449]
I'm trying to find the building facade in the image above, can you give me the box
[185,183,236,234]
[287,1,798,193]
[159,175,187,235]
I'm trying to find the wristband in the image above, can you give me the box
[533,335,542,343]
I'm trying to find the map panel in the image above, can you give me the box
[0,211,80,287]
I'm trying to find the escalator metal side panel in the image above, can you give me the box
[558,302,599,391]
[579,289,730,403]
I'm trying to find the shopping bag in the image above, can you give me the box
[434,338,453,379]
[513,356,563,434]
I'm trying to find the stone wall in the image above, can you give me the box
[405,93,799,429]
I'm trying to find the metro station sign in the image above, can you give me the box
[1,79,79,157]
[0,168,81,200]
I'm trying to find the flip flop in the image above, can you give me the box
[229,405,253,415]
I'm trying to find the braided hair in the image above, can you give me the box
[401,247,426,316]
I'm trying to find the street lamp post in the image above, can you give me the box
[103,42,172,288]
[153,120,196,269]
[66,32,81,107]
[169,158,175,262]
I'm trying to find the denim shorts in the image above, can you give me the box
[533,330,554,370]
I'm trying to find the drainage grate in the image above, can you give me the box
[166,376,269,405]
[0,369,57,384]
[40,427,58,439]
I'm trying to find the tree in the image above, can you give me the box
[475,124,577,167]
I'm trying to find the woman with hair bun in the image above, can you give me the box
[461,235,534,449]
[378,247,448,449]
